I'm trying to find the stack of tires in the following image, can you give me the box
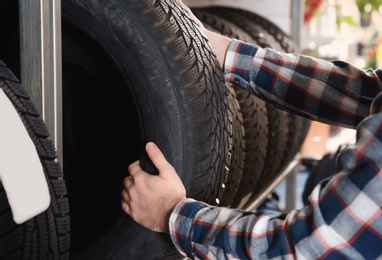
[0,0,310,259]
[191,7,311,209]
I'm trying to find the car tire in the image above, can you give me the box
[0,60,70,260]
[61,0,231,258]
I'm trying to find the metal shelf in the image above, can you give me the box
[244,155,301,212]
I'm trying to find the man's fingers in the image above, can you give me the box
[121,200,131,215]
[128,160,142,177]
[121,142,186,233]
[121,188,131,202]
[145,142,171,172]
[123,176,134,191]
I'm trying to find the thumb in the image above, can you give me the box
[145,142,174,177]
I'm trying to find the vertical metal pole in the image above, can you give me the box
[291,0,305,48]
[19,0,63,166]
[285,164,297,211]
[287,0,304,211]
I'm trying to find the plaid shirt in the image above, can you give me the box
[169,40,382,259]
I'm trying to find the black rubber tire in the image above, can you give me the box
[219,84,245,206]
[194,14,246,207]
[253,114,311,200]
[218,7,312,201]
[192,9,255,43]
[61,0,231,258]
[0,60,70,259]
[251,104,289,200]
[209,7,296,53]
[230,87,268,208]
[202,7,311,207]
[193,8,269,208]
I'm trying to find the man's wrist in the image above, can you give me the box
[169,198,193,231]
[168,198,202,258]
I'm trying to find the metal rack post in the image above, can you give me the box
[291,0,305,48]
[19,0,63,165]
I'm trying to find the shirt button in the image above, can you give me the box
[234,78,240,85]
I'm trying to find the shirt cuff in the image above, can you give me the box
[169,198,209,258]
[224,39,259,88]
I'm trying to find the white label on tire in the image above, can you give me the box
[0,88,50,224]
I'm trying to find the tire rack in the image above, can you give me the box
[244,156,301,212]
[19,0,63,165]
[19,0,305,212]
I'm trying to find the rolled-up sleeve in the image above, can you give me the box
[224,39,382,128]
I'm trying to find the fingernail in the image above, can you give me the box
[146,142,156,150]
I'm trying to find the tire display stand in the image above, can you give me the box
[0,1,309,259]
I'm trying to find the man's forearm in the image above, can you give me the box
[203,29,232,69]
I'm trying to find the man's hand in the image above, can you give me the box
[121,142,186,233]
